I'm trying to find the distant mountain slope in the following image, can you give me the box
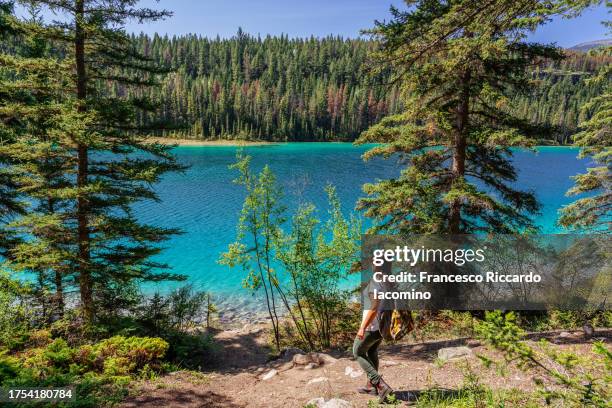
[570,39,612,51]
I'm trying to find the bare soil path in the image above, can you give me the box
[120,327,611,408]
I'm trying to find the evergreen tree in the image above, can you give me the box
[0,1,28,255]
[559,42,611,232]
[356,0,576,234]
[0,2,74,317]
[15,0,186,323]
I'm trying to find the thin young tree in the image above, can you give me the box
[220,154,284,350]
[356,0,586,235]
[15,0,186,323]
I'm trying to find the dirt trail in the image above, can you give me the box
[120,326,611,408]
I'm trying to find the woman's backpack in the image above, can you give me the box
[378,309,415,342]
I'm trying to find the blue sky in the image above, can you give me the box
[21,0,610,47]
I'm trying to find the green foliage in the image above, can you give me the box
[408,387,540,408]
[277,186,361,349]
[412,311,476,342]
[517,310,612,332]
[0,271,34,349]
[132,285,217,368]
[0,335,169,407]
[222,155,361,351]
[476,311,611,407]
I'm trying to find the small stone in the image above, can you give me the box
[256,367,265,372]
[559,331,571,338]
[322,398,352,408]
[349,369,363,378]
[304,362,318,370]
[344,366,363,378]
[307,376,328,385]
[261,369,278,380]
[381,360,399,367]
[438,346,473,361]
[293,353,312,365]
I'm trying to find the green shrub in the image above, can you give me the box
[0,335,170,407]
[93,336,169,372]
[0,272,35,350]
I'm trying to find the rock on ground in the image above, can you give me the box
[293,352,337,367]
[438,346,473,361]
[261,369,278,380]
[306,398,352,408]
[280,347,305,359]
[344,366,364,378]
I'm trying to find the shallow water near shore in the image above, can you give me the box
[136,143,591,307]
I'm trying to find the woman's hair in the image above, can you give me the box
[373,259,392,275]
[359,258,393,291]
[372,259,394,291]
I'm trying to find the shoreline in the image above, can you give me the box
[148,137,578,148]
[148,137,278,146]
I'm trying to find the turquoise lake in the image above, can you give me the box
[136,143,590,298]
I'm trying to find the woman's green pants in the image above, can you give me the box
[352,330,383,385]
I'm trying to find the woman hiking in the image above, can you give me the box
[353,260,394,403]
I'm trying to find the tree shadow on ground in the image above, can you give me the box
[386,388,463,404]
[204,326,272,373]
[121,389,245,408]
[378,328,611,363]
[380,337,476,363]
[525,328,611,345]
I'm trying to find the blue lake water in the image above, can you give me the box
[136,143,590,298]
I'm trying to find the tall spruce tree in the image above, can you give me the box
[14,0,186,323]
[356,0,582,234]
[0,3,75,318]
[0,1,29,255]
[559,40,611,232]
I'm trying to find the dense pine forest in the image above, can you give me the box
[3,29,609,142]
[123,31,610,143]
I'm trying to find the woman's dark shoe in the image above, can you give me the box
[357,380,377,395]
[376,377,393,403]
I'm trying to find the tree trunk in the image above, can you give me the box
[54,269,64,316]
[74,0,93,323]
[46,189,64,317]
[449,68,470,234]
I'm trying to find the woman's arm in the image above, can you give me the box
[357,298,380,339]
